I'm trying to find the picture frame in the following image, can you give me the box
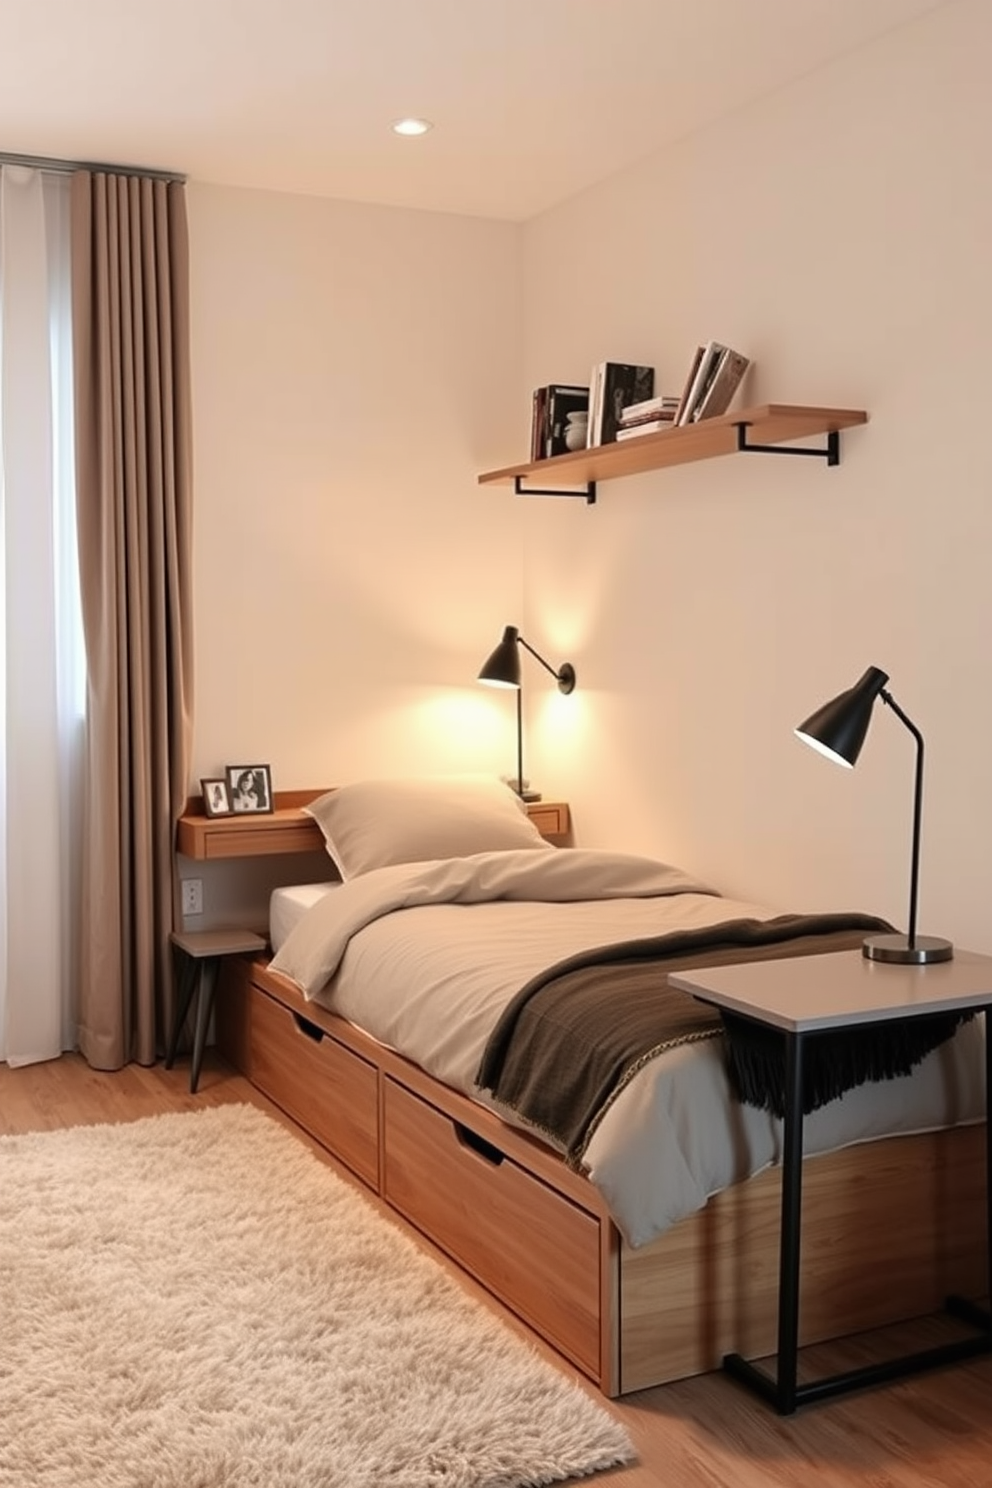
[225,763,274,815]
[201,777,232,818]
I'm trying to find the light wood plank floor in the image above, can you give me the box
[2,1052,990,1487]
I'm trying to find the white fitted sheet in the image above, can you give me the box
[270,882,340,951]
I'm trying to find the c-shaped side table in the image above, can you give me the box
[669,948,992,1414]
[166,928,267,1092]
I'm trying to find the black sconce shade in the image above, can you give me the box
[478,627,522,689]
[477,625,575,798]
[478,625,575,695]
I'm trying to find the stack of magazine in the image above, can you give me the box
[615,394,680,440]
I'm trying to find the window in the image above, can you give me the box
[0,166,83,1063]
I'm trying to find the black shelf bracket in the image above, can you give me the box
[514,475,597,505]
[736,423,840,466]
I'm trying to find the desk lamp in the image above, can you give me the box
[795,664,952,964]
[477,625,575,802]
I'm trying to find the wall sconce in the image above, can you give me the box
[477,624,575,802]
[795,664,952,964]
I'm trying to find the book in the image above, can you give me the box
[619,414,676,431]
[619,394,679,423]
[530,386,549,461]
[619,404,678,430]
[588,361,654,445]
[673,345,705,426]
[544,383,590,457]
[585,362,605,448]
[615,418,677,439]
[677,340,726,425]
[691,346,750,420]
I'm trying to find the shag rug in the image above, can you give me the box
[0,1103,634,1487]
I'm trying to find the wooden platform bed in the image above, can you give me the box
[216,952,986,1398]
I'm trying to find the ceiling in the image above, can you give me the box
[2,0,948,221]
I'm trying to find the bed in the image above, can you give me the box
[213,776,987,1396]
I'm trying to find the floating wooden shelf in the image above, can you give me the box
[478,404,868,503]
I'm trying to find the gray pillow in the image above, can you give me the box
[304,775,552,880]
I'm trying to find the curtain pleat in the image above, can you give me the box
[71,172,193,1068]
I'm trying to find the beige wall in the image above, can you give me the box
[185,0,992,953]
[184,186,529,925]
[188,184,525,791]
[517,0,992,950]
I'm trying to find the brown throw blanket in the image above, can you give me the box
[477,912,972,1165]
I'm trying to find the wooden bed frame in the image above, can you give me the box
[215,952,986,1398]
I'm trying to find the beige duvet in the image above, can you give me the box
[270,849,985,1248]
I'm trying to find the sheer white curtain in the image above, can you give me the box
[0,165,83,1065]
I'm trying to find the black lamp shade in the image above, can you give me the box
[794,663,952,965]
[478,625,522,689]
[794,665,889,767]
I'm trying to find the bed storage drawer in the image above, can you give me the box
[249,984,379,1189]
[382,1076,602,1377]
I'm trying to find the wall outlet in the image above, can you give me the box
[182,878,203,916]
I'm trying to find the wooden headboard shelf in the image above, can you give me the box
[177,791,570,860]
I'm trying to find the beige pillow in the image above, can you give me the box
[304,776,551,879]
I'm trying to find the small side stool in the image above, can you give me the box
[166,928,267,1092]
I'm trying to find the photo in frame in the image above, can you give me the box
[201,778,232,818]
[225,763,273,815]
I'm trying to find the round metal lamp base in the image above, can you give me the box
[863,933,954,965]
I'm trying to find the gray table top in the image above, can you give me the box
[669,948,992,1033]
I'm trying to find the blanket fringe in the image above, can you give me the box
[721,1010,975,1118]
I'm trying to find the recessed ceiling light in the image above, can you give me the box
[392,117,433,137]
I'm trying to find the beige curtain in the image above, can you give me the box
[71,172,194,1069]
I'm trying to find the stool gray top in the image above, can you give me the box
[170,928,267,959]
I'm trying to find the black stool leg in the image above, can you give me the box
[166,950,199,1070]
[190,957,220,1094]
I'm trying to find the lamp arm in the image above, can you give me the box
[517,634,576,694]
[880,688,924,949]
[517,635,561,682]
[515,686,524,798]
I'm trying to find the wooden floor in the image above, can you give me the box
[2,1051,990,1487]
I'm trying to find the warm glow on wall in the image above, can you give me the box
[383,689,518,778]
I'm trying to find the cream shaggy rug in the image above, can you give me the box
[0,1103,634,1487]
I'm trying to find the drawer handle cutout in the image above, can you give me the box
[292,1012,324,1043]
[454,1122,505,1166]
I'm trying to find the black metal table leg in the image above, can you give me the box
[165,949,199,1070]
[776,1029,805,1412]
[986,1011,991,1320]
[724,1026,805,1413]
[947,1009,992,1332]
[189,957,220,1095]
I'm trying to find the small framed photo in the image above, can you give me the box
[201,777,232,818]
[225,763,274,815]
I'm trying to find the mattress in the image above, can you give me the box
[270,882,339,951]
[268,870,985,1249]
